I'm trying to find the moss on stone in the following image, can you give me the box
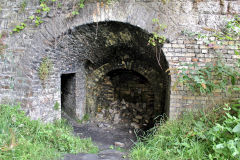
[105,29,132,47]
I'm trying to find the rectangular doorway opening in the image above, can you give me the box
[61,73,76,118]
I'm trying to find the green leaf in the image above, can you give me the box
[79,3,84,8]
[233,123,240,133]
[235,50,239,55]
[233,87,240,91]
[29,15,35,20]
[231,75,236,85]
[36,9,41,13]
[215,143,225,149]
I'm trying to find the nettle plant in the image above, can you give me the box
[175,56,240,95]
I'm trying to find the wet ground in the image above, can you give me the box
[63,113,137,160]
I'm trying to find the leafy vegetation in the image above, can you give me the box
[12,23,27,33]
[130,105,240,160]
[0,104,98,160]
[175,56,240,95]
[148,18,167,46]
[176,16,240,95]
[77,114,90,124]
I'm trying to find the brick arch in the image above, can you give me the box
[86,59,170,120]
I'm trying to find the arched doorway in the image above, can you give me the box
[56,21,170,131]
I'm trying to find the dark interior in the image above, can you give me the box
[61,73,76,117]
[96,69,156,130]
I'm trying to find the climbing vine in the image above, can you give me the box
[148,18,167,70]
[148,19,167,46]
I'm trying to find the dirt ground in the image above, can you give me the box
[63,113,138,160]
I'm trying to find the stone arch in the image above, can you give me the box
[17,3,172,122]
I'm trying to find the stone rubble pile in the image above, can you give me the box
[96,99,154,129]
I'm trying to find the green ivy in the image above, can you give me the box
[148,18,167,46]
[12,23,27,33]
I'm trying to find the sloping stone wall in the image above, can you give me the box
[0,0,239,121]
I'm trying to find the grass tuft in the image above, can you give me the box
[0,104,98,160]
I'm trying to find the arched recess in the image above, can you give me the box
[53,21,171,129]
[86,57,169,130]
[24,18,171,122]
[58,22,171,125]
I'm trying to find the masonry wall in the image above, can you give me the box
[0,0,239,121]
[163,36,240,117]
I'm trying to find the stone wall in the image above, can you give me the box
[0,0,239,121]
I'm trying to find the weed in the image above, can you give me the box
[115,146,125,152]
[109,145,114,150]
[148,18,167,46]
[54,101,60,110]
[20,0,27,13]
[39,57,52,81]
[77,114,90,124]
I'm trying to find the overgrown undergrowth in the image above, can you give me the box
[0,104,98,160]
[130,104,240,160]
